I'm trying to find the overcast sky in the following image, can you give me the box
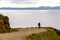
[0,0,60,8]
[0,10,60,30]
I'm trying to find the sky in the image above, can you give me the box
[0,10,60,30]
[0,0,60,8]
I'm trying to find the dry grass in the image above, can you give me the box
[25,28,60,40]
[0,28,46,40]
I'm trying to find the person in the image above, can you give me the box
[38,22,41,29]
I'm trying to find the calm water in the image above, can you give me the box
[0,10,60,30]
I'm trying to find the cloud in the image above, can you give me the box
[0,0,38,4]
[0,0,39,8]
[0,0,60,8]
[13,0,39,4]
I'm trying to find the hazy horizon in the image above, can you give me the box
[0,10,60,30]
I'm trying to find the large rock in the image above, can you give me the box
[0,14,12,33]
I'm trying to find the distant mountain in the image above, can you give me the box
[0,6,60,10]
[38,6,60,9]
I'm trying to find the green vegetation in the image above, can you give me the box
[25,27,60,40]
[0,14,15,33]
[43,27,60,36]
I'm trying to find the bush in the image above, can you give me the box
[0,14,13,33]
[43,27,60,36]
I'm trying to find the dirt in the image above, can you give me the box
[0,28,46,40]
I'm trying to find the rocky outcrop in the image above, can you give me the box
[0,14,12,33]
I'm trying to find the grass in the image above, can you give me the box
[43,27,60,36]
[0,28,19,33]
[25,27,60,40]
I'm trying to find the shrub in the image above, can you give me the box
[0,14,13,33]
[25,28,60,40]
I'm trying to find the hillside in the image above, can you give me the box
[25,27,60,40]
[0,27,59,40]
[0,14,13,33]
[0,28,46,40]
